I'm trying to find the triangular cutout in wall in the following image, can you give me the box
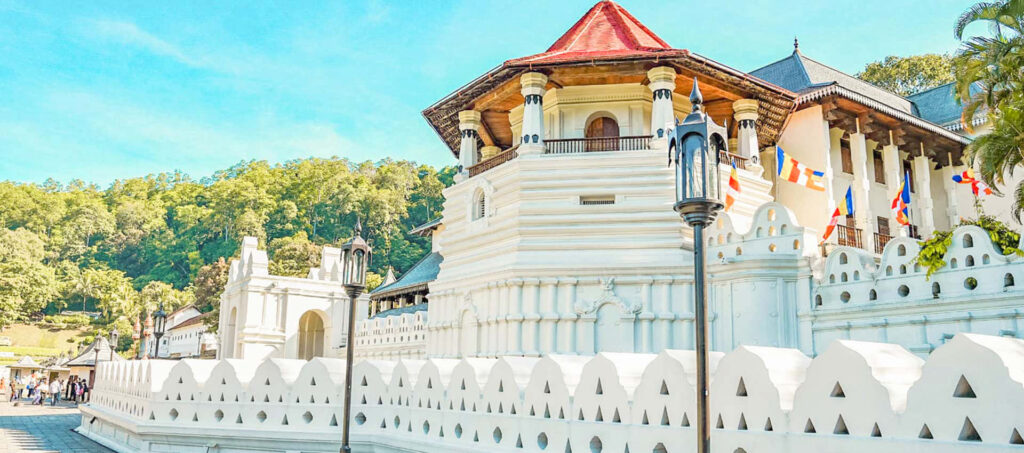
[642,411,649,425]
[596,379,603,395]
[329,414,338,426]
[871,423,882,437]
[595,407,604,422]
[833,415,849,435]
[661,408,670,426]
[1011,428,1024,445]
[919,424,933,439]
[738,414,748,430]
[716,414,724,429]
[805,419,816,433]
[281,415,289,425]
[612,408,621,423]
[660,381,669,395]
[681,412,690,427]
[764,417,773,431]
[544,382,550,394]
[959,417,982,442]
[736,378,748,397]
[954,375,977,398]
[830,382,845,398]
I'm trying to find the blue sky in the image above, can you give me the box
[0,0,974,186]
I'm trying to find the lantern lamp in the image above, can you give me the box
[669,77,729,226]
[340,217,373,453]
[152,304,167,358]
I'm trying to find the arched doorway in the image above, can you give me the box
[298,311,325,360]
[585,116,620,151]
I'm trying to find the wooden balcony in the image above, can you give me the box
[836,224,862,249]
[719,151,747,170]
[468,145,519,177]
[874,232,892,254]
[544,135,651,154]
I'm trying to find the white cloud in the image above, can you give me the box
[87,19,199,67]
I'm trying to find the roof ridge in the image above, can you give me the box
[906,81,956,98]
[797,53,912,103]
[371,251,441,294]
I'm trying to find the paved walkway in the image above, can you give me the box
[0,400,113,452]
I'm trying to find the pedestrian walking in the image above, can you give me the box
[49,379,61,406]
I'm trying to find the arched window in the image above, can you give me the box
[298,311,325,360]
[473,190,487,220]
[585,116,620,151]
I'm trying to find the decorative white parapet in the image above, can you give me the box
[354,310,428,360]
[812,224,1024,355]
[78,334,1024,453]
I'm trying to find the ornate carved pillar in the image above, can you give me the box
[732,99,760,163]
[457,111,481,179]
[518,72,548,155]
[647,66,677,149]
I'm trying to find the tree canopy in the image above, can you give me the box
[857,54,954,96]
[0,157,454,331]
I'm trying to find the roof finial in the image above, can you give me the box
[794,36,800,53]
[688,77,703,112]
[353,217,363,238]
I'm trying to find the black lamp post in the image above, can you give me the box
[668,78,728,453]
[109,330,119,361]
[340,218,371,453]
[152,304,167,359]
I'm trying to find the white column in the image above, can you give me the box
[881,142,902,235]
[521,278,540,357]
[556,279,577,354]
[849,129,875,248]
[456,110,481,180]
[942,160,961,228]
[518,72,548,155]
[732,99,759,161]
[914,151,936,237]
[647,66,677,149]
[539,279,558,354]
[820,121,836,210]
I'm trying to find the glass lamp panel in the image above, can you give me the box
[354,250,366,284]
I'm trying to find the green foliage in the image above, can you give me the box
[915,215,1024,277]
[42,313,92,329]
[953,0,1024,219]
[857,54,954,96]
[916,231,953,278]
[0,157,454,335]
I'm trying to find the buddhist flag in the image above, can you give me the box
[952,168,993,196]
[891,172,912,226]
[776,146,825,191]
[820,187,854,244]
[724,160,741,211]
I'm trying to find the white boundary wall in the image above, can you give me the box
[78,333,1024,453]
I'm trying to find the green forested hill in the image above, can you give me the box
[0,157,454,334]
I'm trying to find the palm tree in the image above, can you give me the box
[953,0,1024,219]
[73,269,97,312]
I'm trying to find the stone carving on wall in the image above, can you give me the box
[573,278,641,315]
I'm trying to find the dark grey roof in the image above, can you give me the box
[751,51,913,113]
[907,82,985,132]
[409,218,442,236]
[370,251,443,299]
[370,303,428,319]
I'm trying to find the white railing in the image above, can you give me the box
[80,333,1024,453]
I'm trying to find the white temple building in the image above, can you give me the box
[211,0,1022,363]
[77,3,1024,451]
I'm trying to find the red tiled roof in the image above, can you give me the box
[506,1,682,66]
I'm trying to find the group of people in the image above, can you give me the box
[1,375,89,406]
